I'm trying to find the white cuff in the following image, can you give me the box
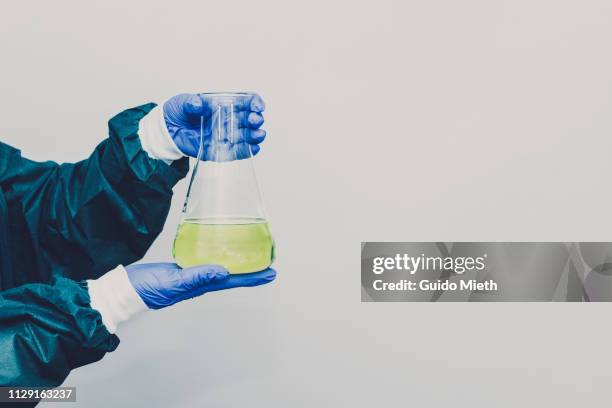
[87,265,148,333]
[138,105,184,164]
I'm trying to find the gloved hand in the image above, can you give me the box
[163,93,266,160]
[126,263,276,309]
[88,264,276,332]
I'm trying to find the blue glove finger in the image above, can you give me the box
[247,112,264,128]
[186,94,215,116]
[179,264,229,288]
[231,128,266,145]
[183,94,202,114]
[246,129,266,145]
[250,94,266,112]
[236,111,264,129]
[250,144,261,156]
[234,94,266,113]
[203,268,276,293]
[171,128,201,158]
[178,264,230,300]
[164,94,192,124]
[164,94,205,130]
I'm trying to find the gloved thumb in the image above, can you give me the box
[184,94,204,115]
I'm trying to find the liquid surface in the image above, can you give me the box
[173,218,275,274]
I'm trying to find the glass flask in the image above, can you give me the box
[173,93,275,274]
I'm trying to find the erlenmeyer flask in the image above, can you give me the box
[173,93,275,274]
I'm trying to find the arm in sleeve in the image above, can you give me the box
[0,104,189,283]
[0,276,119,387]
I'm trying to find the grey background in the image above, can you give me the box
[0,0,611,406]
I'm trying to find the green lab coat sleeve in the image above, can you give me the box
[0,103,189,285]
[0,276,119,387]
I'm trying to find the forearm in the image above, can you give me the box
[45,104,189,279]
[0,104,189,284]
[0,277,119,387]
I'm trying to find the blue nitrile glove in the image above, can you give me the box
[163,93,266,160]
[87,264,276,332]
[126,263,276,309]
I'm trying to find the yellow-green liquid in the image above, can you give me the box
[173,218,275,274]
